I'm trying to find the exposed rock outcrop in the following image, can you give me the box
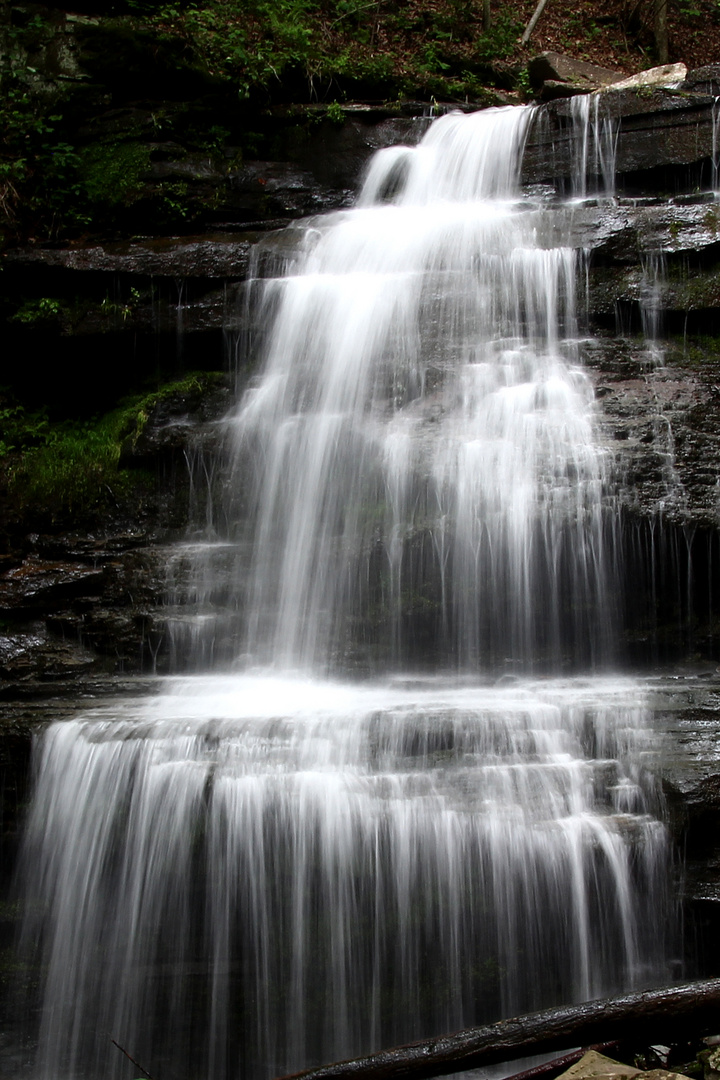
[528,51,626,100]
[524,66,720,188]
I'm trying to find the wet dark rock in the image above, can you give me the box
[272,114,429,194]
[654,681,720,904]
[0,558,107,614]
[0,629,100,694]
[0,544,173,683]
[1,233,257,279]
[523,81,720,190]
[0,370,234,685]
[581,336,720,526]
[564,198,720,265]
[119,375,231,465]
[227,160,353,218]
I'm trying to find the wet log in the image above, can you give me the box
[275,979,720,1080]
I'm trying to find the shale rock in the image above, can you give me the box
[0,629,100,695]
[0,557,106,614]
[1,233,257,279]
[523,74,720,189]
[582,336,720,527]
[653,680,720,909]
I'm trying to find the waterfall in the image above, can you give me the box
[639,251,667,366]
[569,94,618,198]
[223,105,614,673]
[14,105,677,1080]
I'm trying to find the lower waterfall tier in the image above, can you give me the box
[16,675,675,1080]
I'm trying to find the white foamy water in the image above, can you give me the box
[14,106,677,1080]
[205,105,616,672]
[18,674,673,1080]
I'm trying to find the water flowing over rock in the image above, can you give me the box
[18,676,673,1080]
[217,107,613,672]
[7,104,689,1080]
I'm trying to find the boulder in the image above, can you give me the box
[556,1051,643,1080]
[607,62,688,91]
[528,51,626,100]
[555,1051,692,1080]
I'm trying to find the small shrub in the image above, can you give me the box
[76,142,152,207]
[326,100,345,123]
[9,298,63,325]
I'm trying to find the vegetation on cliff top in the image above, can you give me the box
[1,0,719,242]
[124,0,720,100]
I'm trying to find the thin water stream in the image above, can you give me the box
[12,103,681,1080]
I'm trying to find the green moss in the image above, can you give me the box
[114,371,225,452]
[4,372,225,523]
[704,207,719,235]
[325,100,345,124]
[8,416,126,519]
[76,141,151,206]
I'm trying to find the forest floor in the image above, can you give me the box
[506,0,720,74]
[142,0,720,108]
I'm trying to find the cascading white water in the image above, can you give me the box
[228,106,613,672]
[18,676,672,1080]
[640,251,667,366]
[569,94,618,198]
[14,105,678,1080]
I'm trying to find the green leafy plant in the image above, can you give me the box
[9,298,63,324]
[474,10,523,62]
[0,403,50,457]
[76,142,151,207]
[326,99,345,123]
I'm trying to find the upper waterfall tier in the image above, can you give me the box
[216,105,614,673]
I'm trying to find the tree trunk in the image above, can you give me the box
[521,0,551,45]
[654,0,669,63]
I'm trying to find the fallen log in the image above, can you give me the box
[274,979,720,1080]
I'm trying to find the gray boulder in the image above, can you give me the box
[528,51,626,100]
